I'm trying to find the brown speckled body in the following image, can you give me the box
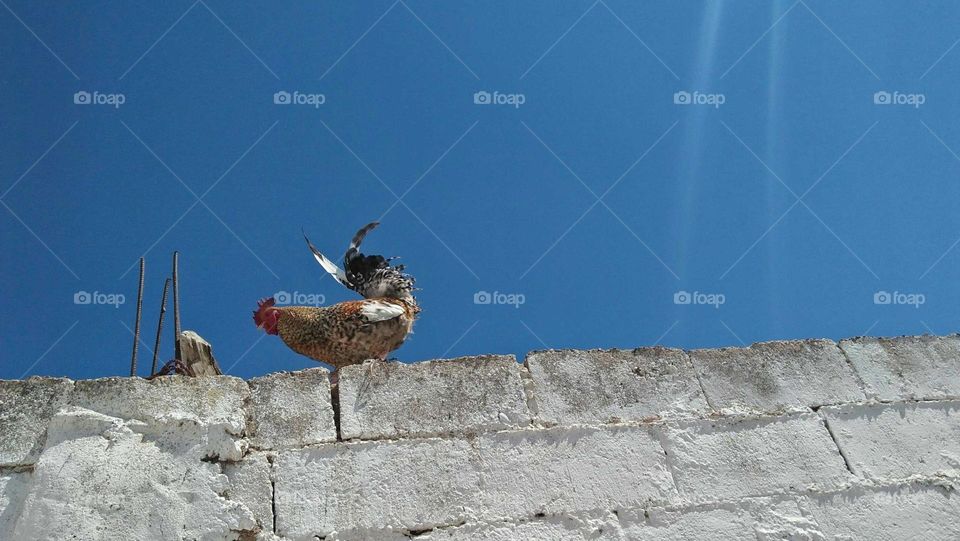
[275,298,419,370]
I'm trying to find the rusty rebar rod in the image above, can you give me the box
[130,258,145,377]
[151,278,171,376]
[172,251,182,361]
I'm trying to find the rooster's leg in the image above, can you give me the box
[353,357,386,406]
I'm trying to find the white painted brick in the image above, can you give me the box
[0,471,31,538]
[225,452,274,532]
[329,529,411,541]
[70,376,250,422]
[619,497,822,540]
[338,356,530,440]
[476,425,678,520]
[422,512,622,541]
[0,378,73,466]
[248,368,336,449]
[70,375,250,461]
[525,348,709,425]
[820,400,960,479]
[839,335,960,400]
[70,375,247,426]
[803,483,960,541]
[7,406,255,540]
[689,339,864,412]
[273,437,481,539]
[664,413,851,501]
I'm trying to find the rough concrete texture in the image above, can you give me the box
[803,482,960,541]
[525,347,709,425]
[476,425,676,519]
[273,437,481,539]
[689,339,865,412]
[0,472,30,535]
[0,377,73,466]
[224,453,274,532]
[839,334,960,401]
[663,413,851,501]
[420,511,622,540]
[71,375,250,460]
[619,497,821,540]
[820,400,960,480]
[247,368,336,449]
[2,334,960,539]
[7,406,255,540]
[337,355,530,440]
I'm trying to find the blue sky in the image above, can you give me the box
[3,1,960,380]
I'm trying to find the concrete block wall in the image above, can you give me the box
[1,334,959,540]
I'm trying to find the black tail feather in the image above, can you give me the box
[339,221,416,299]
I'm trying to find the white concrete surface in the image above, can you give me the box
[839,334,960,401]
[820,400,960,480]
[476,425,677,519]
[420,511,622,540]
[0,472,29,536]
[525,347,709,425]
[7,407,255,540]
[338,355,530,440]
[1,333,958,539]
[662,412,852,501]
[224,452,274,532]
[70,375,250,461]
[247,368,336,449]
[0,378,73,466]
[689,339,864,413]
[620,497,821,540]
[803,483,960,541]
[273,437,481,539]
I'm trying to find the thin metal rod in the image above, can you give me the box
[152,278,171,376]
[130,258,145,377]
[172,251,182,360]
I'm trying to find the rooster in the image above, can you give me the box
[253,222,419,383]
